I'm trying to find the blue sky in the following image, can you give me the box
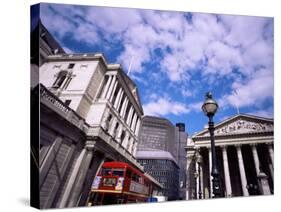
[38,3,274,136]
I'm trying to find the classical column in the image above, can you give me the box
[235,145,249,196]
[132,142,137,157]
[131,113,138,130]
[121,132,130,149]
[135,119,141,135]
[267,143,274,182]
[117,91,124,111]
[114,88,123,108]
[100,75,112,99]
[222,146,232,197]
[199,162,204,199]
[59,148,87,208]
[128,138,134,153]
[267,143,274,167]
[126,107,134,125]
[195,160,199,199]
[116,125,123,143]
[120,97,128,117]
[108,117,118,136]
[208,147,213,198]
[106,75,116,100]
[251,144,271,195]
[67,140,98,207]
[251,144,260,175]
[109,81,118,103]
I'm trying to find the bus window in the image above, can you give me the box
[132,173,141,183]
[112,169,124,177]
[102,168,112,176]
[126,169,132,178]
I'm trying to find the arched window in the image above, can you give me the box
[52,70,68,88]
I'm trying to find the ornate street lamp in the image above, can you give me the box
[202,92,222,198]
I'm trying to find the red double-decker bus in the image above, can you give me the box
[87,161,154,206]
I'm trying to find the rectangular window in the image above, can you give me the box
[68,63,75,69]
[65,100,71,106]
[80,64,88,69]
[53,64,61,69]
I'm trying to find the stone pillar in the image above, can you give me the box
[266,143,274,182]
[132,142,137,157]
[222,146,232,197]
[59,148,87,208]
[100,108,110,130]
[113,88,122,108]
[131,113,138,131]
[116,125,123,143]
[235,145,249,196]
[251,144,271,195]
[100,75,112,99]
[67,140,98,207]
[126,107,134,125]
[120,97,128,117]
[267,143,274,167]
[116,91,124,111]
[257,172,271,195]
[195,160,199,199]
[109,81,118,103]
[251,144,261,175]
[135,119,141,135]
[128,139,134,153]
[108,117,118,136]
[105,75,116,100]
[200,162,204,199]
[122,132,130,149]
[208,147,213,198]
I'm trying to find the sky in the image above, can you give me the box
[38,3,274,136]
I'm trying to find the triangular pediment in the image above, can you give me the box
[194,114,273,137]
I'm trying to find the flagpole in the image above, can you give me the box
[127,55,134,76]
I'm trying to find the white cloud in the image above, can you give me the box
[62,46,73,54]
[143,97,190,116]
[181,89,193,97]
[87,7,142,34]
[40,4,273,112]
[248,107,273,118]
[188,101,203,112]
[221,68,273,108]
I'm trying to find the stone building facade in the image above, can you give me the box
[37,53,147,208]
[185,114,274,200]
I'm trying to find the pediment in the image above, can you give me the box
[194,114,273,137]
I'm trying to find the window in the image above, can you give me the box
[101,168,112,176]
[80,64,88,69]
[120,131,125,144]
[65,99,71,106]
[112,169,124,177]
[64,78,72,89]
[52,70,67,88]
[126,169,132,178]
[53,64,61,69]
[68,63,75,69]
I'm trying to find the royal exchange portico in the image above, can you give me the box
[185,114,273,199]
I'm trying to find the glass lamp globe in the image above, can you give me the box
[202,92,218,116]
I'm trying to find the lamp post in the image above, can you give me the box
[201,92,222,198]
